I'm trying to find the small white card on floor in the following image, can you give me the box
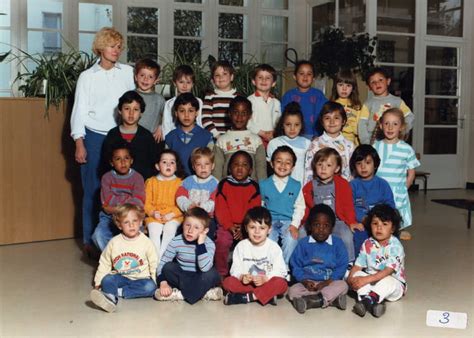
[426,310,467,329]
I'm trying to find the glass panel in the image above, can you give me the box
[28,30,61,54]
[79,33,95,54]
[425,68,457,96]
[218,41,242,66]
[127,36,158,63]
[174,10,202,37]
[0,29,10,90]
[0,91,12,97]
[219,0,246,6]
[219,13,244,39]
[261,43,287,68]
[261,16,287,43]
[174,39,201,62]
[127,7,158,35]
[79,3,112,31]
[377,0,415,33]
[311,1,335,41]
[339,0,365,34]
[261,0,288,10]
[0,0,11,26]
[427,0,463,37]
[175,0,202,3]
[382,66,414,110]
[425,98,458,125]
[377,34,414,63]
[426,46,457,66]
[424,127,457,154]
[27,0,63,29]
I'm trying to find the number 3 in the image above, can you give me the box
[439,312,450,324]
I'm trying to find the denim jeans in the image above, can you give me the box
[269,220,299,265]
[91,212,119,251]
[101,274,157,299]
[333,220,355,262]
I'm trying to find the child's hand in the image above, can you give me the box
[241,274,252,285]
[230,224,242,240]
[349,223,365,232]
[197,229,209,244]
[153,211,161,220]
[348,276,369,290]
[302,279,318,291]
[162,212,175,222]
[288,226,299,240]
[159,281,172,297]
[75,139,87,164]
[312,279,332,292]
[188,202,199,209]
[252,275,268,286]
[153,127,163,142]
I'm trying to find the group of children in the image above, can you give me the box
[75,28,420,319]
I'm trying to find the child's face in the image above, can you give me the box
[321,111,344,137]
[368,72,390,96]
[271,151,294,179]
[99,42,122,66]
[176,103,198,131]
[370,216,394,244]
[229,154,252,182]
[110,149,133,175]
[294,64,314,91]
[229,103,251,131]
[118,210,142,239]
[174,75,194,94]
[182,216,208,242]
[283,114,302,139]
[135,68,158,93]
[252,70,275,93]
[212,66,233,91]
[192,156,215,179]
[336,82,353,99]
[119,100,142,127]
[310,213,333,243]
[156,153,177,178]
[246,220,270,246]
[315,155,340,183]
[380,112,403,143]
[355,155,375,180]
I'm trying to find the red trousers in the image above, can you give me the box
[214,227,236,276]
[222,276,288,305]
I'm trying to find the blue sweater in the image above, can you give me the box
[290,235,348,281]
[259,176,301,221]
[350,176,396,223]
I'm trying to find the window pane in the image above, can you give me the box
[382,66,414,109]
[79,3,112,31]
[0,0,11,26]
[127,36,157,63]
[218,41,242,66]
[28,30,61,54]
[377,35,414,63]
[27,0,63,29]
[174,39,201,62]
[219,0,246,6]
[425,98,458,125]
[219,13,244,39]
[377,0,415,33]
[174,10,202,37]
[261,43,287,68]
[425,68,457,96]
[427,0,463,37]
[426,46,457,66]
[424,127,457,154]
[128,7,158,35]
[339,0,365,34]
[175,0,202,3]
[261,0,288,10]
[311,1,335,41]
[0,29,11,90]
[261,16,287,42]
[79,33,95,54]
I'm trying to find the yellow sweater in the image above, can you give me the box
[336,98,369,146]
[144,175,183,225]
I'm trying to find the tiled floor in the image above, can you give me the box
[1,189,473,337]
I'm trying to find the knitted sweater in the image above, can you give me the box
[136,90,165,134]
[144,175,183,225]
[202,88,239,138]
[247,92,281,134]
[176,175,219,216]
[335,97,369,146]
[100,169,145,208]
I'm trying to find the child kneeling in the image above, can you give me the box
[222,207,288,306]
[288,204,349,314]
[90,204,157,313]
[155,207,222,304]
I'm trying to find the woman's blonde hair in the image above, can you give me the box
[113,203,145,228]
[92,27,123,56]
[375,108,406,141]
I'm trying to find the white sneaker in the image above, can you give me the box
[202,287,223,301]
[154,288,184,301]
[90,289,117,313]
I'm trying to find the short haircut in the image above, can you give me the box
[211,60,235,78]
[190,147,214,165]
[172,64,195,83]
[172,92,200,113]
[184,207,211,229]
[228,96,252,116]
[118,90,146,112]
[274,102,305,137]
[227,150,253,175]
[318,101,348,129]
[157,149,186,179]
[271,145,296,166]
[252,63,277,82]
[134,58,161,77]
[364,204,402,238]
[365,67,391,84]
[113,203,145,228]
[330,69,362,109]
[109,141,134,162]
[294,60,315,76]
[349,144,381,176]
[241,206,272,239]
[311,148,342,175]
[304,204,336,235]
[92,27,123,57]
[375,107,406,141]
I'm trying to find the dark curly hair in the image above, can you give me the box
[364,204,402,238]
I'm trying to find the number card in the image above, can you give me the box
[426,310,468,330]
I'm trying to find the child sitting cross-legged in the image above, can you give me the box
[222,206,288,306]
[288,204,349,314]
[90,204,157,313]
[154,207,222,304]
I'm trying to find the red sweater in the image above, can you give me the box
[302,175,356,225]
[215,178,261,230]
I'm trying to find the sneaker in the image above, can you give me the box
[291,297,307,314]
[90,289,117,313]
[224,293,249,305]
[202,287,223,301]
[353,301,367,317]
[399,230,412,241]
[154,288,184,301]
[331,294,347,310]
[267,296,278,306]
[303,293,324,310]
[371,302,386,318]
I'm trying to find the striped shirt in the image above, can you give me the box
[202,88,238,138]
[100,169,145,207]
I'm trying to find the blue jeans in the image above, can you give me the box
[80,129,106,245]
[101,274,156,299]
[269,220,298,265]
[333,220,355,262]
[91,212,119,251]
[353,229,368,260]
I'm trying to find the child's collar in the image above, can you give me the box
[254,90,274,99]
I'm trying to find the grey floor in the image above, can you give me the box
[1,189,473,337]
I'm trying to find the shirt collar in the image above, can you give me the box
[308,234,333,245]
[322,131,344,141]
[92,59,122,73]
[272,175,288,184]
[254,90,274,98]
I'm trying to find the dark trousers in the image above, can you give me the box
[353,229,369,260]
[161,262,221,304]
